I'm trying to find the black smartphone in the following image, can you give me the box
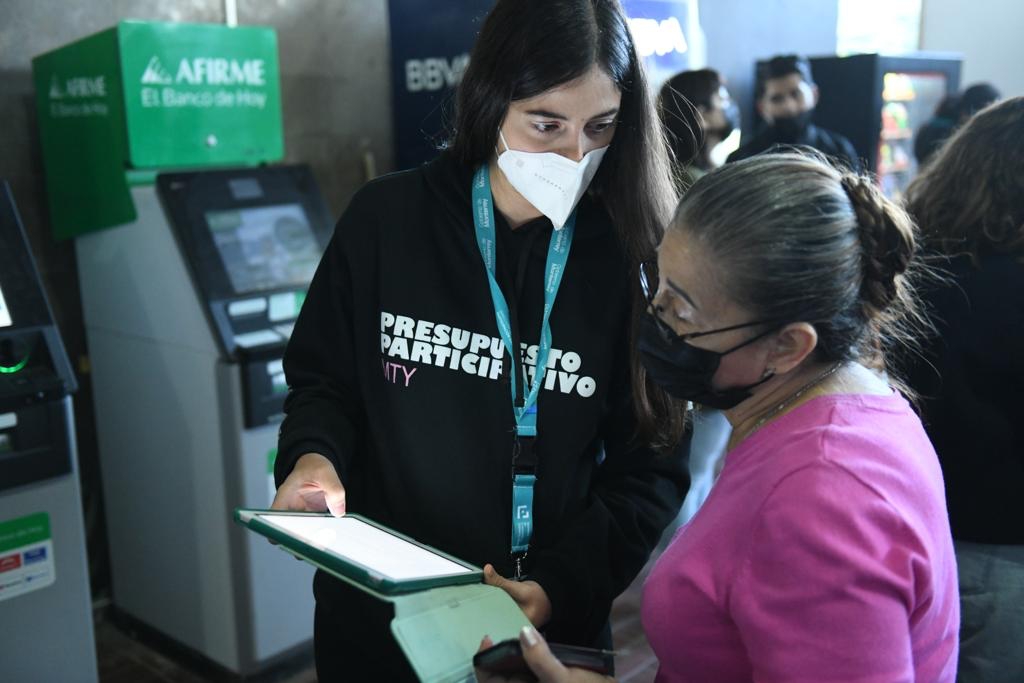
[473,638,615,680]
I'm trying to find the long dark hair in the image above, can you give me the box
[905,96,1024,262]
[449,0,684,449]
[659,69,723,172]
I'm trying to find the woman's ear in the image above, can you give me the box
[766,322,818,375]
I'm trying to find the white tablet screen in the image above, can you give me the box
[260,514,473,581]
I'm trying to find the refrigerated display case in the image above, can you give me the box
[808,54,961,197]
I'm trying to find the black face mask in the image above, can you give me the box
[638,312,779,410]
[771,110,813,143]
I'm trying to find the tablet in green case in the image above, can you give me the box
[234,509,484,595]
[236,509,531,682]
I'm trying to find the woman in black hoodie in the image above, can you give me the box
[270,0,689,679]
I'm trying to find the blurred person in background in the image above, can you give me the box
[915,82,1001,167]
[914,93,961,167]
[728,54,860,171]
[904,96,1024,683]
[958,82,1002,121]
[658,68,740,186]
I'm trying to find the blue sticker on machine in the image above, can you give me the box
[24,546,47,564]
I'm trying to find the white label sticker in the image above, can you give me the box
[0,513,56,603]
[0,284,12,328]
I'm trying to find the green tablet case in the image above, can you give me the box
[236,509,531,682]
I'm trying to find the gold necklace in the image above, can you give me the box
[746,361,844,436]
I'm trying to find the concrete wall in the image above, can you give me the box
[700,0,840,139]
[921,0,1024,97]
[0,0,393,598]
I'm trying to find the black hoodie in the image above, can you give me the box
[276,152,688,647]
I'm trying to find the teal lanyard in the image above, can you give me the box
[471,164,575,569]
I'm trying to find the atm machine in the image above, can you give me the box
[0,181,97,681]
[75,165,332,676]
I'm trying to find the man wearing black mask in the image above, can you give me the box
[727,55,860,171]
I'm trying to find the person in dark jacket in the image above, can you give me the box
[904,96,1024,683]
[658,68,740,186]
[915,82,1002,167]
[914,93,961,167]
[270,0,689,679]
[727,54,860,171]
[957,82,1002,121]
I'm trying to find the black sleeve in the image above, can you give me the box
[528,334,691,644]
[274,192,370,488]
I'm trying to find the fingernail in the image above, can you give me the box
[521,625,538,647]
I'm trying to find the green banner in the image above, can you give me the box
[32,20,284,240]
[32,27,136,240]
[118,21,283,167]
[0,512,51,554]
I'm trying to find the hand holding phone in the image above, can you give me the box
[473,628,615,683]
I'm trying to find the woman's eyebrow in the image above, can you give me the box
[524,109,568,120]
[589,108,620,120]
[666,278,699,310]
[523,107,620,120]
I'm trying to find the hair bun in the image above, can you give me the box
[840,173,916,311]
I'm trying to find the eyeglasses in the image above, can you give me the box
[639,260,781,343]
[641,260,698,342]
[639,260,659,306]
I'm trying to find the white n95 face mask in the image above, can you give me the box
[496,131,608,229]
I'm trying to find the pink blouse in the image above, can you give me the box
[642,393,959,682]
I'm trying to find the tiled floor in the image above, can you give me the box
[95,611,316,683]
[95,559,660,683]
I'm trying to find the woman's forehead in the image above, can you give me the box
[657,230,732,316]
[511,66,621,119]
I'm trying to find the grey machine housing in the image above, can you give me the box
[77,164,333,675]
[0,180,96,682]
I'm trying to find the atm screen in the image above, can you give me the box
[205,204,321,295]
[0,284,11,328]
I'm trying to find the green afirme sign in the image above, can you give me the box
[32,20,284,240]
[119,21,282,167]
[0,512,50,554]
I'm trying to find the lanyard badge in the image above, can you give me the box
[472,164,575,578]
